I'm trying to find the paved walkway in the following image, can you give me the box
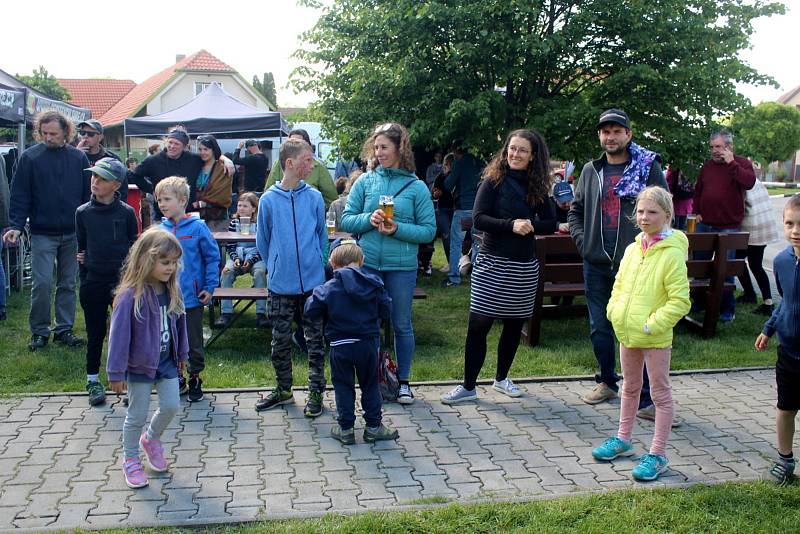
[0,369,784,531]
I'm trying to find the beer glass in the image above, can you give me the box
[379,195,395,219]
[240,216,251,235]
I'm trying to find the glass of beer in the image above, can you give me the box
[686,214,697,233]
[240,216,251,235]
[380,195,395,219]
[326,214,336,236]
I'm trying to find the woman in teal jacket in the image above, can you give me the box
[341,123,436,404]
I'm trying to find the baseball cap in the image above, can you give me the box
[553,182,574,202]
[597,108,630,130]
[77,119,104,134]
[245,139,258,147]
[86,157,126,182]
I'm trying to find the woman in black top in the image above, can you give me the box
[441,129,555,405]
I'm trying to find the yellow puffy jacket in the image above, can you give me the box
[607,230,691,348]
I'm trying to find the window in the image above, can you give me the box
[194,82,221,96]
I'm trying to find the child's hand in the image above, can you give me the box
[178,360,186,374]
[109,381,125,394]
[76,251,85,264]
[198,290,212,305]
[755,333,770,351]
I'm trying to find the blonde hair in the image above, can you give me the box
[635,186,674,230]
[154,176,190,202]
[236,192,259,218]
[114,227,185,319]
[345,169,363,194]
[330,242,364,268]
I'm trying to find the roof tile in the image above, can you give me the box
[58,79,136,119]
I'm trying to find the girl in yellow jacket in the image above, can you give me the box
[591,186,690,481]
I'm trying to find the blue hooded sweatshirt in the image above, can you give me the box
[763,246,800,358]
[159,214,220,309]
[304,267,392,344]
[257,180,326,296]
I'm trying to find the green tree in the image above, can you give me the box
[252,72,278,108]
[292,0,783,168]
[730,102,800,171]
[17,66,70,101]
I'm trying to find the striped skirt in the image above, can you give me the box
[469,252,540,318]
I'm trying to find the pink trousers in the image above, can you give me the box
[617,344,673,456]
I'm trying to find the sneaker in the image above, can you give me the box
[187,375,204,403]
[178,375,189,395]
[53,330,85,347]
[363,424,399,443]
[331,425,356,445]
[27,334,48,351]
[139,433,168,472]
[754,303,775,316]
[592,437,634,461]
[214,313,233,328]
[292,329,308,354]
[122,457,149,488]
[397,384,414,405]
[493,378,522,398]
[631,453,669,481]
[636,404,683,428]
[422,265,432,277]
[438,265,450,273]
[582,383,618,405]
[256,314,271,329]
[255,389,294,411]
[736,294,756,304]
[86,381,106,406]
[768,457,796,485]
[441,385,477,405]
[719,311,735,323]
[304,390,324,418]
[440,279,459,287]
[122,396,129,407]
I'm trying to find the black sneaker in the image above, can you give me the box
[28,334,49,351]
[188,375,204,402]
[754,303,775,316]
[256,314,271,329]
[86,381,106,406]
[255,389,294,411]
[214,313,233,328]
[440,279,459,288]
[304,390,324,418]
[736,294,756,304]
[178,375,189,395]
[53,330,85,347]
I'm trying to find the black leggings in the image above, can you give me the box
[736,245,772,301]
[463,312,525,390]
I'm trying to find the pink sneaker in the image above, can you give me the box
[139,433,168,472]
[122,457,149,488]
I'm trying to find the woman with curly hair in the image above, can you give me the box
[341,122,436,404]
[442,129,555,405]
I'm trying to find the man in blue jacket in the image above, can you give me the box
[443,141,481,287]
[4,111,90,351]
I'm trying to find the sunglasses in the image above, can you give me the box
[374,123,396,134]
[78,130,99,137]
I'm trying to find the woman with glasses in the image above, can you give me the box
[340,123,436,404]
[441,129,555,405]
[192,135,232,231]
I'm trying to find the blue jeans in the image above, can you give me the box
[362,266,417,381]
[584,261,651,407]
[329,338,382,430]
[695,221,737,318]
[220,259,267,315]
[448,209,471,284]
[0,239,6,311]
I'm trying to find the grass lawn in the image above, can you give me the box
[766,186,799,197]
[0,248,776,394]
[94,481,800,533]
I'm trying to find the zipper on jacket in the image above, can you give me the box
[594,163,629,264]
[621,251,646,337]
[290,192,305,293]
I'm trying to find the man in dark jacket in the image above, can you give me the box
[3,111,91,350]
[442,142,481,286]
[568,109,668,410]
[76,120,128,202]
[232,139,269,193]
[0,157,8,319]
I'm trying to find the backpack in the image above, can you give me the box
[378,349,400,402]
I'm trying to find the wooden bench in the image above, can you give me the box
[522,232,749,346]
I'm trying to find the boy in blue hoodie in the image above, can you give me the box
[156,176,220,402]
[305,239,398,444]
[756,193,800,485]
[255,139,328,417]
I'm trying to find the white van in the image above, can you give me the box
[291,122,336,179]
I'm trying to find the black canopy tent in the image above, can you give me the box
[123,82,289,142]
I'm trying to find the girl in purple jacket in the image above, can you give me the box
[107,228,189,489]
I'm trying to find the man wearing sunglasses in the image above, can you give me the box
[76,120,128,202]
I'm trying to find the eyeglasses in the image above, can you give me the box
[374,123,396,134]
[78,130,99,137]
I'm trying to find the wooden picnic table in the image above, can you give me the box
[212,231,353,244]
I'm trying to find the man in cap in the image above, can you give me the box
[568,109,668,415]
[233,139,269,193]
[76,120,128,202]
[76,157,138,405]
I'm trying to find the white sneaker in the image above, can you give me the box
[438,265,450,273]
[441,385,477,405]
[397,384,414,405]
[492,378,522,397]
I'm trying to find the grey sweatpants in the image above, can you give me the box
[29,233,78,337]
[123,378,181,459]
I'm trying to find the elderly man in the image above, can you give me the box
[569,108,668,411]
[4,111,90,350]
[693,129,756,322]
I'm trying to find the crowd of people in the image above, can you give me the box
[1,107,797,490]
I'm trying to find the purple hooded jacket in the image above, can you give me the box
[107,286,189,382]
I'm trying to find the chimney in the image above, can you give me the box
[176,54,186,63]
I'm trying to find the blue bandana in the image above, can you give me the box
[612,141,660,199]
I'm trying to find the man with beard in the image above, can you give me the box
[4,111,90,350]
[568,109,668,417]
[75,120,128,202]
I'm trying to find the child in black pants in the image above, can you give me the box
[76,157,138,406]
[304,239,399,444]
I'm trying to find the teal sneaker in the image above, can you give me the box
[86,380,106,406]
[632,453,669,481]
[768,457,796,485]
[592,437,634,461]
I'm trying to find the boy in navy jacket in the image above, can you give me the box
[756,193,800,484]
[255,139,328,416]
[305,239,398,444]
[156,176,220,403]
